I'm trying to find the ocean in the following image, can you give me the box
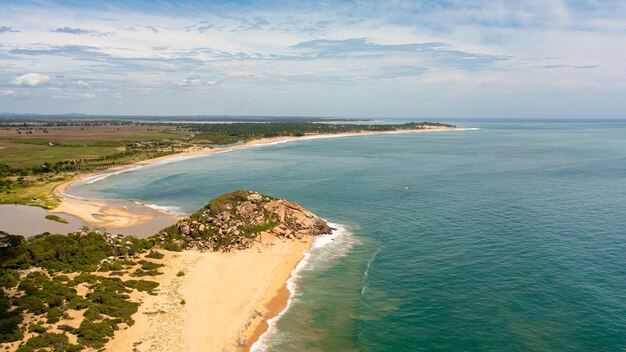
[69,120,626,351]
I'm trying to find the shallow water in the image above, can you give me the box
[0,204,87,236]
[71,120,626,351]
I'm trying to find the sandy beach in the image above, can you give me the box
[51,126,466,235]
[105,233,313,352]
[40,126,465,350]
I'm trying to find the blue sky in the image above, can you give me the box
[0,0,624,118]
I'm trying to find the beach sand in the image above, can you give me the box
[106,233,312,352]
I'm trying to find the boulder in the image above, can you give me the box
[157,190,332,252]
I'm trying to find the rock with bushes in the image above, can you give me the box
[155,190,332,252]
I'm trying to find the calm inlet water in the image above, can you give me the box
[70,120,626,351]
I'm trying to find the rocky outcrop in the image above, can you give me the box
[155,190,331,252]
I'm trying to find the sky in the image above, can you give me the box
[0,0,624,119]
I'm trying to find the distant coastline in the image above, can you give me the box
[52,126,471,236]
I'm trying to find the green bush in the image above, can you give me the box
[0,291,23,343]
[138,260,164,271]
[16,332,81,352]
[145,249,164,259]
[28,324,48,333]
[0,269,19,288]
[124,280,159,293]
[131,268,162,277]
[77,320,115,348]
[47,307,61,324]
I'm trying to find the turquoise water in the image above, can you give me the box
[71,121,626,351]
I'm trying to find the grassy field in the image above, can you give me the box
[0,141,116,168]
[0,176,70,208]
[0,125,188,168]
[0,124,194,208]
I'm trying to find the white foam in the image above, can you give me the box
[132,201,186,216]
[361,247,381,295]
[250,222,354,351]
[79,165,145,185]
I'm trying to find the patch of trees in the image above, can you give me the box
[0,230,160,348]
[0,231,149,272]
[185,121,455,144]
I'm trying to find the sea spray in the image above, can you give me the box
[250,222,355,351]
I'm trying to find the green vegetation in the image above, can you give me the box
[145,249,164,259]
[185,121,453,144]
[16,332,81,352]
[0,229,159,349]
[176,271,185,277]
[138,260,164,271]
[45,214,69,224]
[0,122,189,208]
[156,190,280,252]
[0,231,150,272]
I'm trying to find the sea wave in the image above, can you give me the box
[361,247,382,296]
[132,201,187,217]
[80,165,145,185]
[77,149,238,186]
[250,222,355,352]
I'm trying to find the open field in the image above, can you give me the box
[0,124,194,207]
[0,125,189,168]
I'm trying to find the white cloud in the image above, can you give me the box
[176,77,219,88]
[51,92,96,100]
[11,73,51,87]
[0,1,624,117]
[0,89,31,97]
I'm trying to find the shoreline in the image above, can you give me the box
[51,126,470,233]
[104,233,315,351]
[44,126,469,350]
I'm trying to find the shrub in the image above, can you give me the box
[16,332,81,352]
[146,250,164,259]
[28,324,48,333]
[0,291,23,343]
[47,307,62,324]
[124,280,159,293]
[77,320,115,348]
[138,260,164,271]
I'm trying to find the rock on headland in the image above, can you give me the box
[155,190,332,252]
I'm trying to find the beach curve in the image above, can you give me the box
[49,126,471,350]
